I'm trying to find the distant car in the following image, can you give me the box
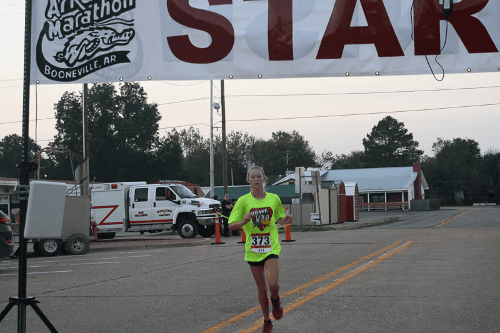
[0,211,14,259]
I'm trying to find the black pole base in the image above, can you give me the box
[0,297,59,333]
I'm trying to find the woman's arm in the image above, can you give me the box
[228,212,252,231]
[276,215,293,226]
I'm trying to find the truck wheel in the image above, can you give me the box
[38,239,61,257]
[198,225,215,238]
[97,232,116,240]
[67,234,90,255]
[178,220,198,238]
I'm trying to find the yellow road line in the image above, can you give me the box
[200,241,402,333]
[241,241,414,333]
[427,209,480,228]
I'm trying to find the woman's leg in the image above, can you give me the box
[265,258,283,320]
[250,265,271,320]
[264,258,280,299]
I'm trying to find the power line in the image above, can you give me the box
[1,101,499,128]
[157,97,209,106]
[217,102,500,124]
[0,118,54,126]
[151,85,500,106]
[221,85,500,99]
[0,78,22,82]
[32,122,211,142]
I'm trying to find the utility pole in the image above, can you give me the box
[221,80,228,195]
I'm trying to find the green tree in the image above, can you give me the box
[331,150,366,169]
[152,130,184,182]
[0,134,41,178]
[177,127,210,186]
[251,131,317,181]
[422,138,481,205]
[363,116,423,167]
[214,130,255,186]
[479,152,500,204]
[48,82,161,182]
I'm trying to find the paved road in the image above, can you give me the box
[0,206,499,332]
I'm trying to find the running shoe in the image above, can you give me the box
[262,319,273,333]
[271,296,283,320]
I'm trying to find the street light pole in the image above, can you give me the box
[221,80,228,196]
[210,81,214,198]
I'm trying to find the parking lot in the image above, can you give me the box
[1,207,499,332]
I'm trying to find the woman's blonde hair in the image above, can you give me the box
[247,166,267,188]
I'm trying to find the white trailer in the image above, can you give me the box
[91,182,221,239]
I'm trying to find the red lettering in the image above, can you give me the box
[413,0,497,55]
[167,0,234,64]
[268,0,293,60]
[244,0,293,61]
[317,0,404,59]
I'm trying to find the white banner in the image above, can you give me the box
[31,0,500,84]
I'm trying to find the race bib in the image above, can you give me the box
[251,233,271,253]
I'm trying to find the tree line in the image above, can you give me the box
[1,83,498,205]
[0,83,316,186]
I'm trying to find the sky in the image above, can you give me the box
[1,1,499,168]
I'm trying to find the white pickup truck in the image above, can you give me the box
[91,182,221,239]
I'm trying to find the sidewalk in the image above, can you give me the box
[9,211,408,256]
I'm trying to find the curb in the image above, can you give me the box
[88,238,213,253]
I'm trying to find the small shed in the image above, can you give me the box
[334,181,346,224]
[344,182,359,221]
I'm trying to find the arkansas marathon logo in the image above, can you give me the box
[250,207,274,231]
[37,0,137,82]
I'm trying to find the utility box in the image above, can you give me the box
[25,181,67,239]
[24,181,91,256]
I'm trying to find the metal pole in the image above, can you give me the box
[82,84,90,198]
[210,81,214,198]
[19,0,33,331]
[35,84,37,146]
[299,169,303,229]
[315,172,322,227]
[221,80,228,195]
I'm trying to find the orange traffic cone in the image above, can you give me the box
[237,228,246,244]
[281,224,295,242]
[211,213,225,245]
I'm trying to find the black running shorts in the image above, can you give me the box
[247,254,279,266]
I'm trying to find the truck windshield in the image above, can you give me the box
[170,185,197,198]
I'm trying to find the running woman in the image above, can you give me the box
[229,166,293,333]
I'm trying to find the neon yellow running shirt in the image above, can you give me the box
[229,192,286,262]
